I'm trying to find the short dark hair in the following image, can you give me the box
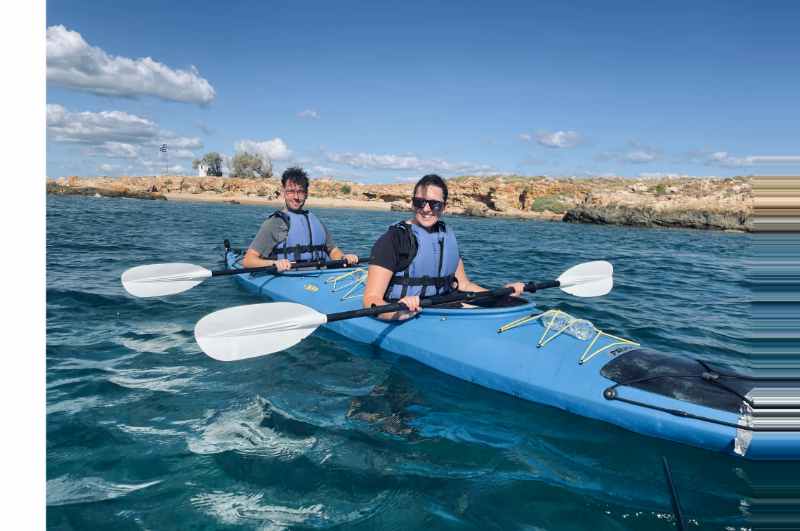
[413,174,448,202]
[281,167,309,190]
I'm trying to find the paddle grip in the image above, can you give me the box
[524,280,559,293]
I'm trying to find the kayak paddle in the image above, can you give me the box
[194,260,613,361]
[121,257,371,298]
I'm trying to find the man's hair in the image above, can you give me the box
[281,167,309,190]
[413,174,448,202]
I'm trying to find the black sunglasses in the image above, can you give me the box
[412,197,445,212]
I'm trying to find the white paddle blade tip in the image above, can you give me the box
[558,261,614,297]
[194,302,327,361]
[121,263,212,297]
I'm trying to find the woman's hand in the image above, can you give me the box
[396,295,421,319]
[504,282,526,297]
[343,254,359,265]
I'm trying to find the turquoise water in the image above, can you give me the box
[46,195,797,529]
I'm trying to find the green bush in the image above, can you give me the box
[652,183,667,196]
[531,195,567,213]
[340,184,352,195]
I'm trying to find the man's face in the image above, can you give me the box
[283,181,307,211]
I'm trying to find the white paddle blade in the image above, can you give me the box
[121,263,212,297]
[194,302,327,361]
[557,260,613,297]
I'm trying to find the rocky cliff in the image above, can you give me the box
[47,174,752,231]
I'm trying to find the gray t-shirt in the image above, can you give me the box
[249,211,336,258]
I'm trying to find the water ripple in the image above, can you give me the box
[45,196,767,530]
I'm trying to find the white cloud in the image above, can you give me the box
[47,105,201,156]
[708,151,748,167]
[623,149,658,163]
[596,142,660,164]
[172,149,196,159]
[47,104,158,143]
[196,121,214,135]
[310,165,338,175]
[140,160,186,174]
[749,156,800,164]
[98,163,114,172]
[297,109,320,119]
[94,141,140,158]
[235,138,292,161]
[708,152,800,167]
[47,104,202,170]
[534,130,582,148]
[46,25,215,104]
[638,172,692,179]
[163,137,203,149]
[325,151,493,174]
[519,133,532,142]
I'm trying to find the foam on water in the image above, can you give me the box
[190,491,326,528]
[108,365,204,393]
[46,475,162,506]
[187,397,317,457]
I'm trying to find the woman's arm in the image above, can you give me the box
[453,259,486,292]
[363,264,419,320]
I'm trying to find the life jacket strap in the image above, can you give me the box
[268,243,328,260]
[385,274,458,301]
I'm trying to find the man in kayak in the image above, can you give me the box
[362,174,525,320]
[242,167,359,270]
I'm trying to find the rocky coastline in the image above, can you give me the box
[47,174,752,231]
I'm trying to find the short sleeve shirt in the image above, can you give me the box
[249,210,336,258]
[370,230,402,272]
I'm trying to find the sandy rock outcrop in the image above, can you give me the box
[47,174,752,230]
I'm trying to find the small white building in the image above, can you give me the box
[197,162,208,176]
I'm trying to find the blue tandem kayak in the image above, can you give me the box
[222,245,799,461]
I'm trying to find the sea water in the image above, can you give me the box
[46,195,798,529]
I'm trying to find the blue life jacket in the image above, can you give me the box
[385,221,460,301]
[268,209,329,262]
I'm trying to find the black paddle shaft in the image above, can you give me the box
[210,257,371,277]
[326,280,561,323]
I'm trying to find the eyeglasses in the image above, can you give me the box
[412,197,445,213]
[284,188,307,197]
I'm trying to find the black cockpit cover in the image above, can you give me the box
[600,348,754,413]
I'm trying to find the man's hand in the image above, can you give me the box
[343,254,359,265]
[275,259,293,272]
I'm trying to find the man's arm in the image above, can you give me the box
[242,218,291,270]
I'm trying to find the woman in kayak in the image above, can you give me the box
[363,174,525,320]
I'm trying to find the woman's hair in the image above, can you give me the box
[281,167,309,190]
[413,174,448,202]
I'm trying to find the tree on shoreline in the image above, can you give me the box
[230,151,272,179]
[192,152,223,176]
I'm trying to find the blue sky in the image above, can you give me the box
[46,0,800,182]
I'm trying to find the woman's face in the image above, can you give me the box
[412,185,446,228]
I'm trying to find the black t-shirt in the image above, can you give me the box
[370,229,403,272]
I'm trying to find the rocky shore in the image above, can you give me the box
[47,174,752,231]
